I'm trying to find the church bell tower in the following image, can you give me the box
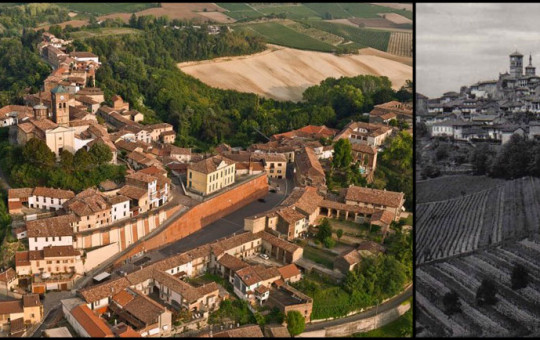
[51,85,70,127]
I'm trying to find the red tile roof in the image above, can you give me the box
[70,304,113,337]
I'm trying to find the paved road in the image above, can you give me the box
[115,176,293,275]
[304,284,413,332]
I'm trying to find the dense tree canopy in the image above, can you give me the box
[286,311,305,336]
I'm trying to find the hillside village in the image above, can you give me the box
[416,51,540,177]
[0,31,411,337]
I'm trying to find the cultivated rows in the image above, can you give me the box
[387,32,412,57]
[416,239,540,337]
[416,177,540,264]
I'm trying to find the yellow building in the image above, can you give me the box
[187,156,235,196]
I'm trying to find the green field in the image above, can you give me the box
[255,4,321,20]
[70,27,142,40]
[304,3,412,20]
[303,20,391,51]
[216,3,262,20]
[57,3,159,15]
[236,22,336,52]
[353,308,412,337]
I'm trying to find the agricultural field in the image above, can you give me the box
[280,20,345,46]
[302,20,391,52]
[235,22,336,52]
[69,27,142,40]
[215,3,262,20]
[416,177,540,264]
[416,238,540,337]
[417,175,505,203]
[251,4,321,20]
[387,32,412,57]
[303,2,412,20]
[57,3,159,15]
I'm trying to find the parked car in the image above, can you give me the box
[259,253,269,260]
[258,198,266,203]
[269,189,277,193]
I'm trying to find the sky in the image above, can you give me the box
[416,3,540,98]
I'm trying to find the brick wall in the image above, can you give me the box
[114,174,269,265]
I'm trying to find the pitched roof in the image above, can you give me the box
[64,188,110,217]
[294,147,325,180]
[0,300,23,314]
[344,186,404,208]
[0,268,16,283]
[70,304,113,337]
[122,292,166,325]
[26,214,76,237]
[8,188,34,199]
[78,277,131,303]
[276,206,305,224]
[22,294,41,308]
[118,185,147,200]
[351,143,377,155]
[277,264,301,280]
[217,253,249,272]
[235,265,280,287]
[42,245,80,258]
[207,324,264,338]
[33,187,75,199]
[188,155,233,174]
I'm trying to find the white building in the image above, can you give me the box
[108,195,131,222]
[26,215,76,251]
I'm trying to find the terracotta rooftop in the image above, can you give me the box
[370,209,395,226]
[70,304,113,337]
[118,185,147,200]
[351,143,377,155]
[203,324,264,338]
[107,195,130,205]
[0,268,16,283]
[8,188,34,199]
[280,186,323,216]
[42,245,80,258]
[111,322,142,338]
[277,206,306,224]
[235,265,280,287]
[33,187,75,200]
[189,155,234,174]
[0,105,33,119]
[126,172,157,184]
[277,264,301,280]
[23,294,41,308]
[272,125,338,141]
[78,277,131,303]
[344,186,404,208]
[294,147,325,180]
[64,188,111,217]
[0,300,23,315]
[69,51,98,59]
[26,214,76,237]
[217,253,249,272]
[123,292,166,325]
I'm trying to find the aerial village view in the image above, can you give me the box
[416,3,540,337]
[0,2,412,338]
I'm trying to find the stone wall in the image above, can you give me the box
[298,302,410,338]
[113,173,269,265]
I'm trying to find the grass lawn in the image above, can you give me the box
[216,3,262,21]
[69,27,142,40]
[57,3,159,15]
[235,22,336,52]
[303,245,336,269]
[353,308,412,337]
[292,272,353,320]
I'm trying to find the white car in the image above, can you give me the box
[259,253,269,260]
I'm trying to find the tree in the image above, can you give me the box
[59,149,74,171]
[332,138,352,169]
[511,264,529,290]
[74,148,93,171]
[286,311,305,336]
[336,228,343,241]
[442,290,461,315]
[22,138,55,168]
[89,142,113,165]
[317,218,333,243]
[129,13,137,27]
[476,278,498,306]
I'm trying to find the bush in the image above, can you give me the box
[323,237,335,248]
[286,311,305,336]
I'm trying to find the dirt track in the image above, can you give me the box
[177,45,412,102]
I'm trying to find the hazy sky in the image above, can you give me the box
[417,3,540,98]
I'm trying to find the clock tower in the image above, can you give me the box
[51,85,70,127]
